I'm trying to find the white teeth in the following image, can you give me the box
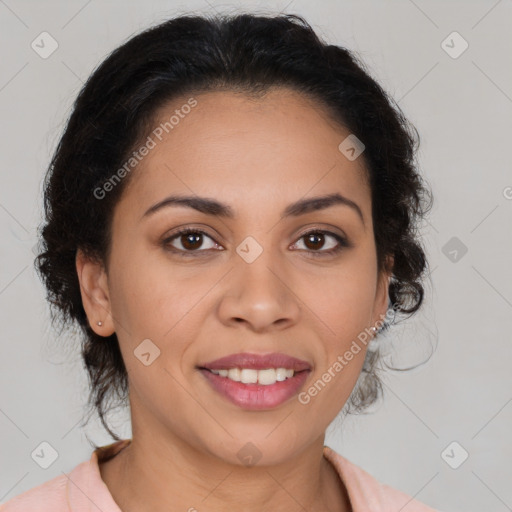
[227,368,241,381]
[209,367,296,385]
[276,368,290,381]
[257,369,276,385]
[240,369,258,384]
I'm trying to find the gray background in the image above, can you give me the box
[1,1,511,511]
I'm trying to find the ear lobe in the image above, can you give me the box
[75,249,114,336]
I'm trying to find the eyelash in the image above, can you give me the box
[162,227,350,258]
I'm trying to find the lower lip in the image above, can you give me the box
[199,369,310,410]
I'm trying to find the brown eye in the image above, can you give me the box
[180,232,204,251]
[163,228,218,254]
[292,230,349,257]
[303,232,327,250]
[162,227,349,258]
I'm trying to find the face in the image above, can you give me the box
[77,88,391,466]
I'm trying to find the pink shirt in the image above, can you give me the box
[0,439,440,511]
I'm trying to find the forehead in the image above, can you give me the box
[118,88,371,221]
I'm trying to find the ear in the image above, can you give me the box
[372,254,394,328]
[76,248,115,336]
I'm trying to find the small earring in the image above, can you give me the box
[97,321,103,326]
[370,326,378,336]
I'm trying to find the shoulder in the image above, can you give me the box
[1,440,130,512]
[323,445,442,512]
[0,471,71,511]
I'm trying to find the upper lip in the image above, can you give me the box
[198,352,312,372]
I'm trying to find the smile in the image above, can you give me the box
[208,367,295,385]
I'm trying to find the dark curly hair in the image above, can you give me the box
[34,12,434,442]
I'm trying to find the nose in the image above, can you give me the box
[217,255,301,333]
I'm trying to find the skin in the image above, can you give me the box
[76,87,393,512]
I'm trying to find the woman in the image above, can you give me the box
[1,12,438,512]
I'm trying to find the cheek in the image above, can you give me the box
[108,264,204,415]
[293,255,375,406]
[107,257,215,391]
[298,304,370,422]
[107,242,191,335]
[296,260,377,340]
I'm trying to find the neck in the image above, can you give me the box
[99,432,351,512]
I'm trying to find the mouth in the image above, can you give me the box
[205,366,302,384]
[196,352,312,410]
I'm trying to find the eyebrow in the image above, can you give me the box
[141,192,365,227]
